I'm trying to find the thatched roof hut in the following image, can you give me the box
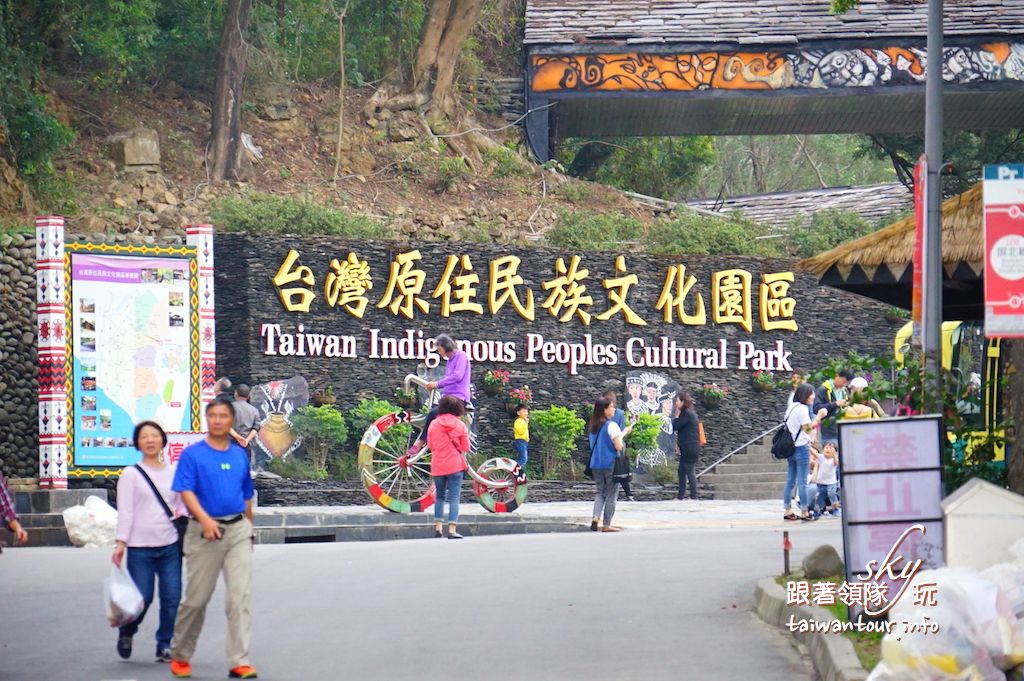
[798,183,984,320]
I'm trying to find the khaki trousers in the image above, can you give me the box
[170,517,253,668]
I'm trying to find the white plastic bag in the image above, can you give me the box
[63,495,118,548]
[104,562,144,627]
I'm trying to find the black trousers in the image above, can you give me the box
[677,460,698,499]
[617,479,633,497]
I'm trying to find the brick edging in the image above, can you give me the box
[754,577,870,681]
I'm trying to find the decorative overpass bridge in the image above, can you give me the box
[521,0,1024,160]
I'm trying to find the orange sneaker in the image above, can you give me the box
[229,666,259,679]
[170,659,192,678]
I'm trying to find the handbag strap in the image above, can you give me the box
[133,464,174,519]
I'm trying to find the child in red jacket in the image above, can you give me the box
[426,396,470,539]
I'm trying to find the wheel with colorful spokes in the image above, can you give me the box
[471,457,528,513]
[358,411,435,513]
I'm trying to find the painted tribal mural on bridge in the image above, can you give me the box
[530,43,1024,92]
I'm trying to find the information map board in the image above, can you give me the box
[66,245,201,471]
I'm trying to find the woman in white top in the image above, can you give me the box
[783,383,827,521]
[111,421,184,663]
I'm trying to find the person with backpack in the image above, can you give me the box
[783,383,828,522]
[812,369,853,447]
[111,420,185,663]
[588,397,632,532]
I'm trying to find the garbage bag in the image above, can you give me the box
[104,562,144,627]
[877,567,1024,680]
[63,495,118,548]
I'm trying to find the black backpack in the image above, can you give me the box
[771,406,800,460]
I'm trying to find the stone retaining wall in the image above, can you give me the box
[216,234,899,471]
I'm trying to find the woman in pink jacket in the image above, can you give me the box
[426,396,470,539]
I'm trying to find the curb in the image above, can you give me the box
[754,577,869,681]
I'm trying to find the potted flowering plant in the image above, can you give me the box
[699,382,729,408]
[482,368,510,397]
[394,386,418,409]
[506,385,533,414]
[751,370,775,392]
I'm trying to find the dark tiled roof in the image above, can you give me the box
[525,0,1024,46]
[687,182,913,231]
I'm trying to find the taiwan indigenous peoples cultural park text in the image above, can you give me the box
[260,247,800,376]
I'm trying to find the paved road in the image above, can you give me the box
[0,515,840,681]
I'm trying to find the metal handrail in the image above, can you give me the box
[696,424,783,479]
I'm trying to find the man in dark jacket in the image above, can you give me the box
[813,369,854,446]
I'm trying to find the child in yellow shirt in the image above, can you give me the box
[512,404,529,470]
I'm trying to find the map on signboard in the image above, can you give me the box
[70,252,196,467]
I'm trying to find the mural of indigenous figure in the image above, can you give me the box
[250,375,310,467]
[625,371,679,466]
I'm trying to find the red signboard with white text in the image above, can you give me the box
[984,164,1024,338]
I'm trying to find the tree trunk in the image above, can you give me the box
[1006,340,1024,494]
[426,0,486,120]
[210,0,253,183]
[411,0,452,91]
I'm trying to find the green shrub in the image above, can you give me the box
[289,405,348,477]
[438,157,470,193]
[210,191,381,237]
[786,209,876,259]
[268,455,324,481]
[644,210,783,257]
[530,406,585,480]
[650,463,678,486]
[555,182,595,205]
[546,210,643,251]
[625,413,663,461]
[345,398,410,451]
[483,145,530,178]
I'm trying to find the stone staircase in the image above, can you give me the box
[700,435,787,501]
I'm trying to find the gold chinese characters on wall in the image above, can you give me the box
[271,249,798,332]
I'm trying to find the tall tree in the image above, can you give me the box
[364,0,502,165]
[210,0,253,182]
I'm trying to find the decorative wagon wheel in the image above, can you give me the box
[471,458,529,513]
[358,411,435,513]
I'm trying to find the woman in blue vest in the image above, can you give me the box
[588,397,631,532]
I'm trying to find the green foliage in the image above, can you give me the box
[345,398,411,451]
[830,0,861,14]
[67,0,162,86]
[268,455,325,481]
[289,405,348,476]
[483,144,530,178]
[438,157,471,193]
[625,413,662,459]
[644,211,783,257]
[786,209,877,259]
[860,130,1024,197]
[697,135,895,198]
[559,136,715,199]
[210,191,381,237]
[649,463,678,486]
[529,406,585,479]
[546,211,643,251]
[554,182,594,205]
[810,349,1011,493]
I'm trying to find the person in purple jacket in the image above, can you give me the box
[408,334,472,455]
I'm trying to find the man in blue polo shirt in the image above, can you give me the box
[169,398,258,679]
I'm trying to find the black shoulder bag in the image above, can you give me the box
[771,406,801,460]
[133,464,188,552]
